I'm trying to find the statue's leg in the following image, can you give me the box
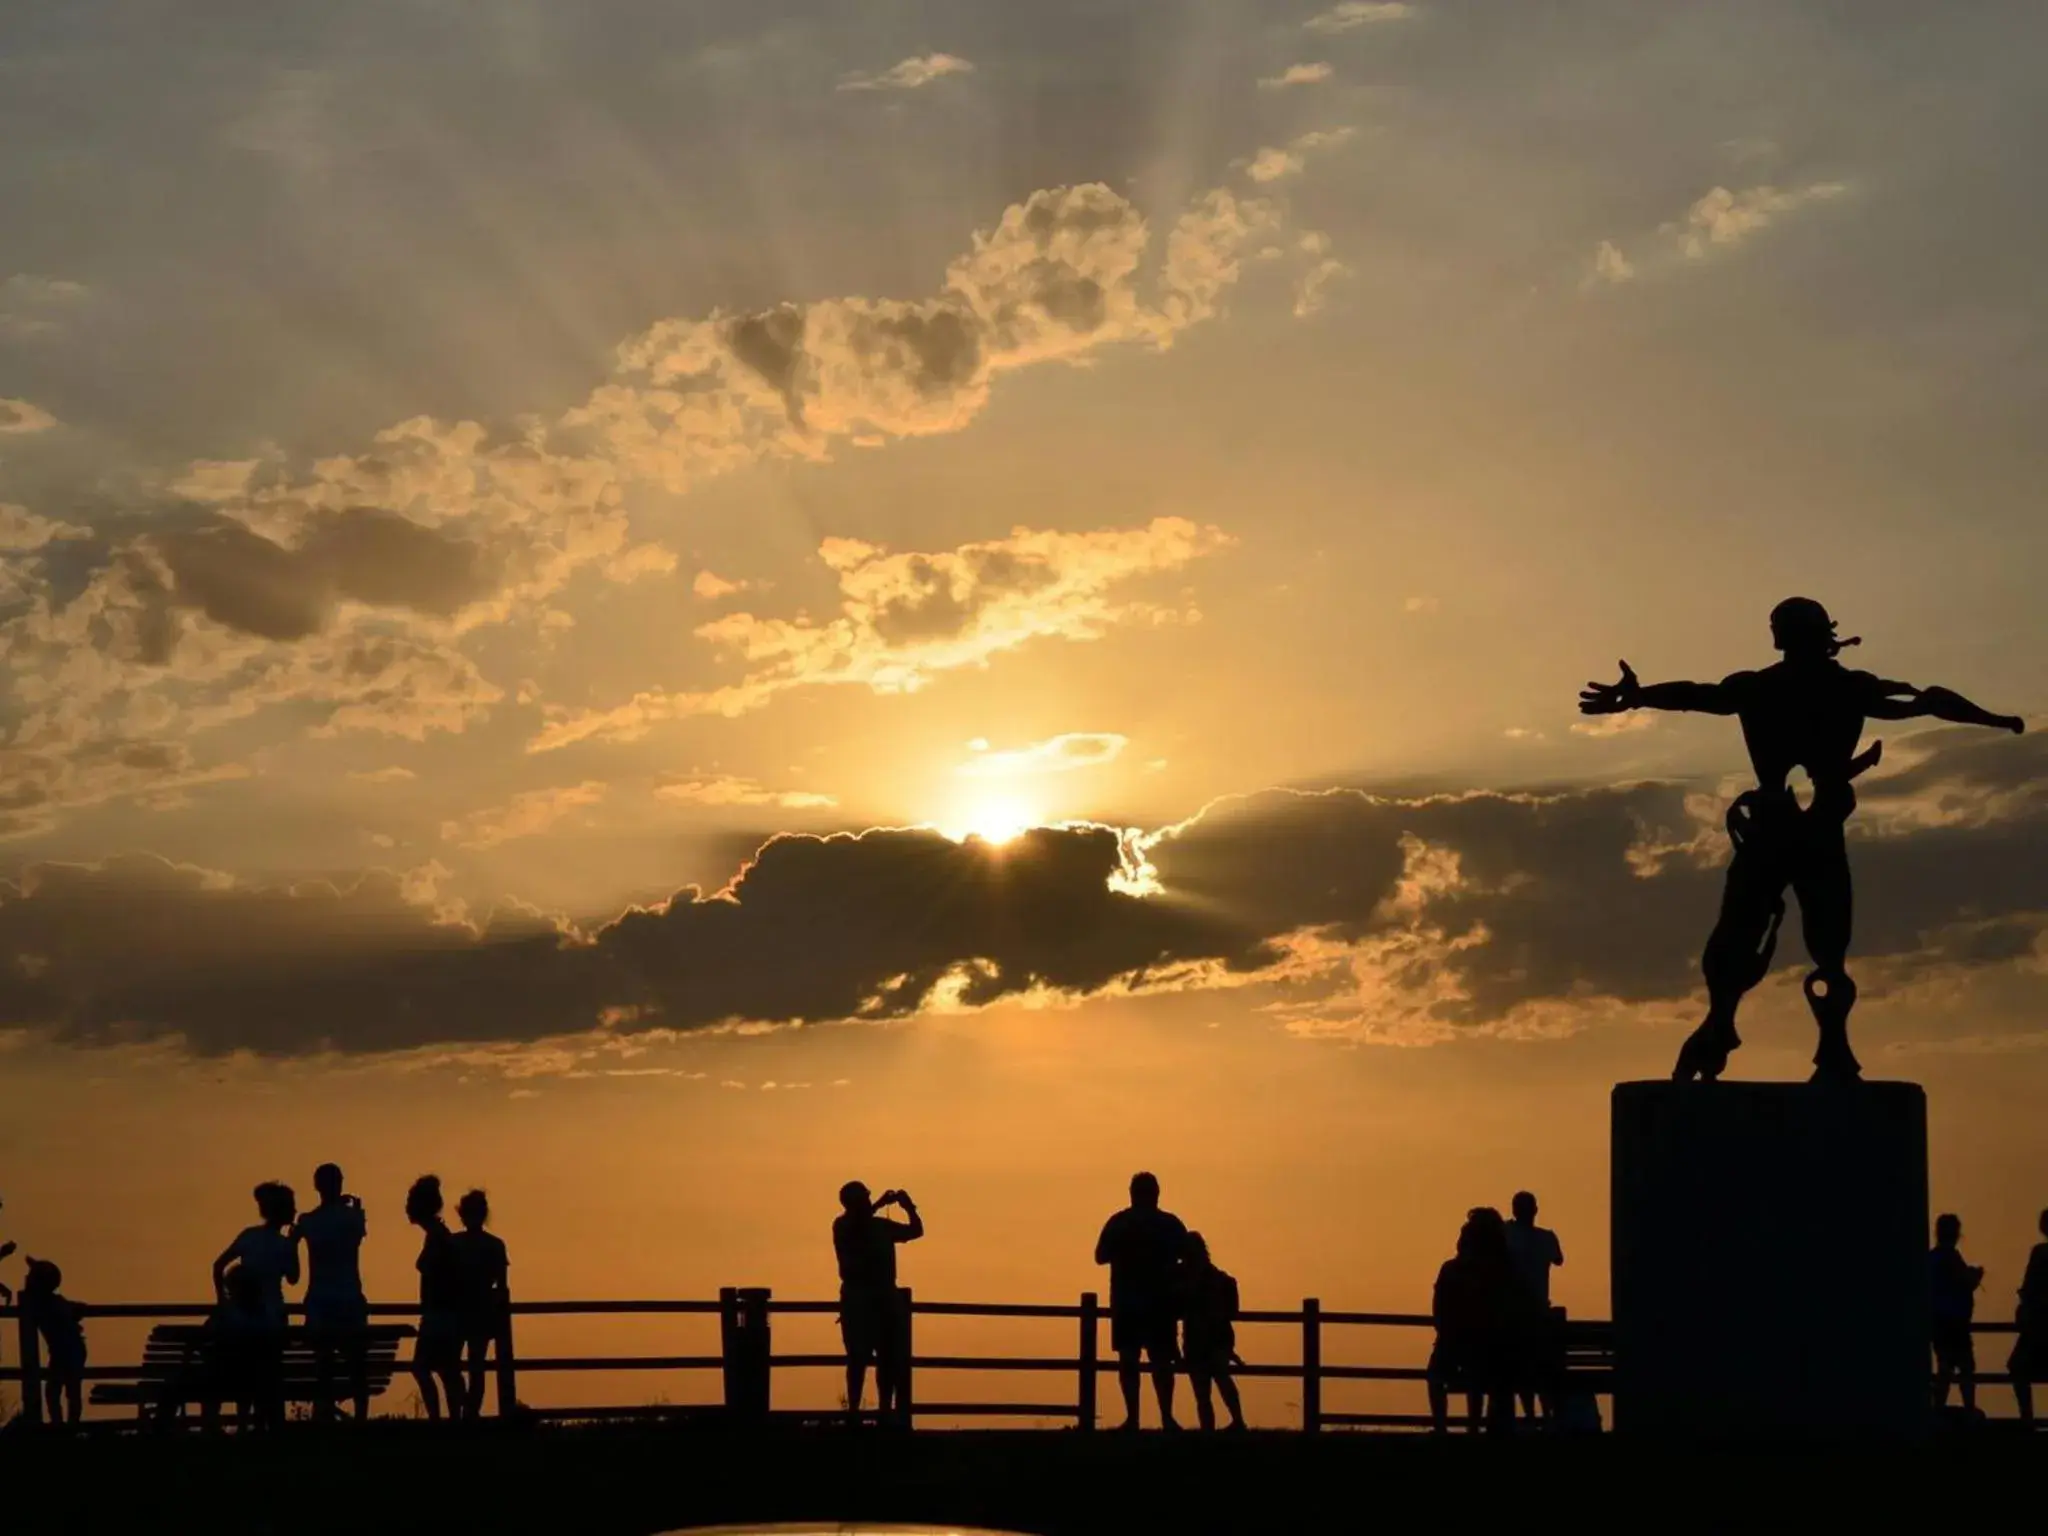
[1675,841,1787,1082]
[1793,830,1859,1082]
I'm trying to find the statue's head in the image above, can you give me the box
[1770,597,1858,659]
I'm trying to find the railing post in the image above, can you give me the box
[720,1286,772,1422]
[16,1303,41,1427]
[1078,1291,1099,1431]
[893,1287,915,1429]
[1301,1297,1322,1434]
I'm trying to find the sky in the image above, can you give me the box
[2,0,2045,1418]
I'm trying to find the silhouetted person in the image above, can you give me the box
[2011,1207,2048,1426]
[406,1174,468,1420]
[1505,1191,1564,1419]
[833,1181,922,1425]
[205,1262,271,1432]
[1579,598,2024,1081]
[453,1188,517,1420]
[1176,1232,1245,1432]
[1427,1209,1521,1433]
[298,1162,370,1422]
[21,1258,85,1425]
[1429,1219,1479,1432]
[212,1181,299,1429]
[1095,1172,1187,1430]
[1928,1213,1984,1415]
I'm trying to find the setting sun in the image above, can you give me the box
[942,793,1042,846]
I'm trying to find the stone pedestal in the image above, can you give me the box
[1611,1080,1928,1438]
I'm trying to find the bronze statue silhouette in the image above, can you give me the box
[1579,597,2024,1083]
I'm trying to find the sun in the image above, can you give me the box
[942,792,1041,846]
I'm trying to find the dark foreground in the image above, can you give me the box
[7,1422,2043,1535]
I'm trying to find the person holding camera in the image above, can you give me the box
[832,1181,923,1426]
[298,1163,370,1421]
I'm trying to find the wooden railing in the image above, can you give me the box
[1,1296,2031,1431]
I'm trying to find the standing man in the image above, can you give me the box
[833,1181,923,1426]
[1928,1213,1984,1415]
[1095,1172,1188,1431]
[297,1163,369,1421]
[1504,1191,1565,1420]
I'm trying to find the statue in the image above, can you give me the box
[1578,598,2025,1083]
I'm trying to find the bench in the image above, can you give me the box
[1560,1317,1614,1391]
[89,1323,415,1422]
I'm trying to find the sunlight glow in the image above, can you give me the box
[942,792,1042,846]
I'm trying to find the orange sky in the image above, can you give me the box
[3,0,2047,1420]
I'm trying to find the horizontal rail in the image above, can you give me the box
[0,1301,2021,1332]
[9,1296,2034,1436]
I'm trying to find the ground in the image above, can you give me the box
[5,1421,2042,1533]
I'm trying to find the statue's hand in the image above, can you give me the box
[1578,660,1641,715]
[2004,715,2025,735]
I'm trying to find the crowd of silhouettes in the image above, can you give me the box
[1,1164,527,1429]
[5,1184,2048,1431]
[1931,1206,2048,1427]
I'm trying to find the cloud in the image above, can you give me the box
[0,173,1301,836]
[170,461,262,503]
[1304,3,1416,34]
[1570,712,1658,737]
[441,782,607,850]
[1403,595,1439,615]
[1260,62,1334,89]
[349,766,417,784]
[838,54,976,92]
[1671,182,1850,257]
[1291,232,1350,317]
[692,570,748,600]
[529,517,1228,750]
[603,543,678,583]
[1587,240,1635,286]
[3,728,2041,1057]
[1591,181,1850,286]
[0,504,89,554]
[0,275,89,339]
[656,776,838,810]
[958,733,1128,779]
[1244,128,1356,184]
[146,508,505,643]
[0,399,59,436]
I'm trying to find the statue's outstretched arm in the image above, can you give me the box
[1866,680,2024,734]
[1580,661,1739,717]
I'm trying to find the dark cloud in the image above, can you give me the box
[150,509,498,643]
[0,730,2039,1057]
